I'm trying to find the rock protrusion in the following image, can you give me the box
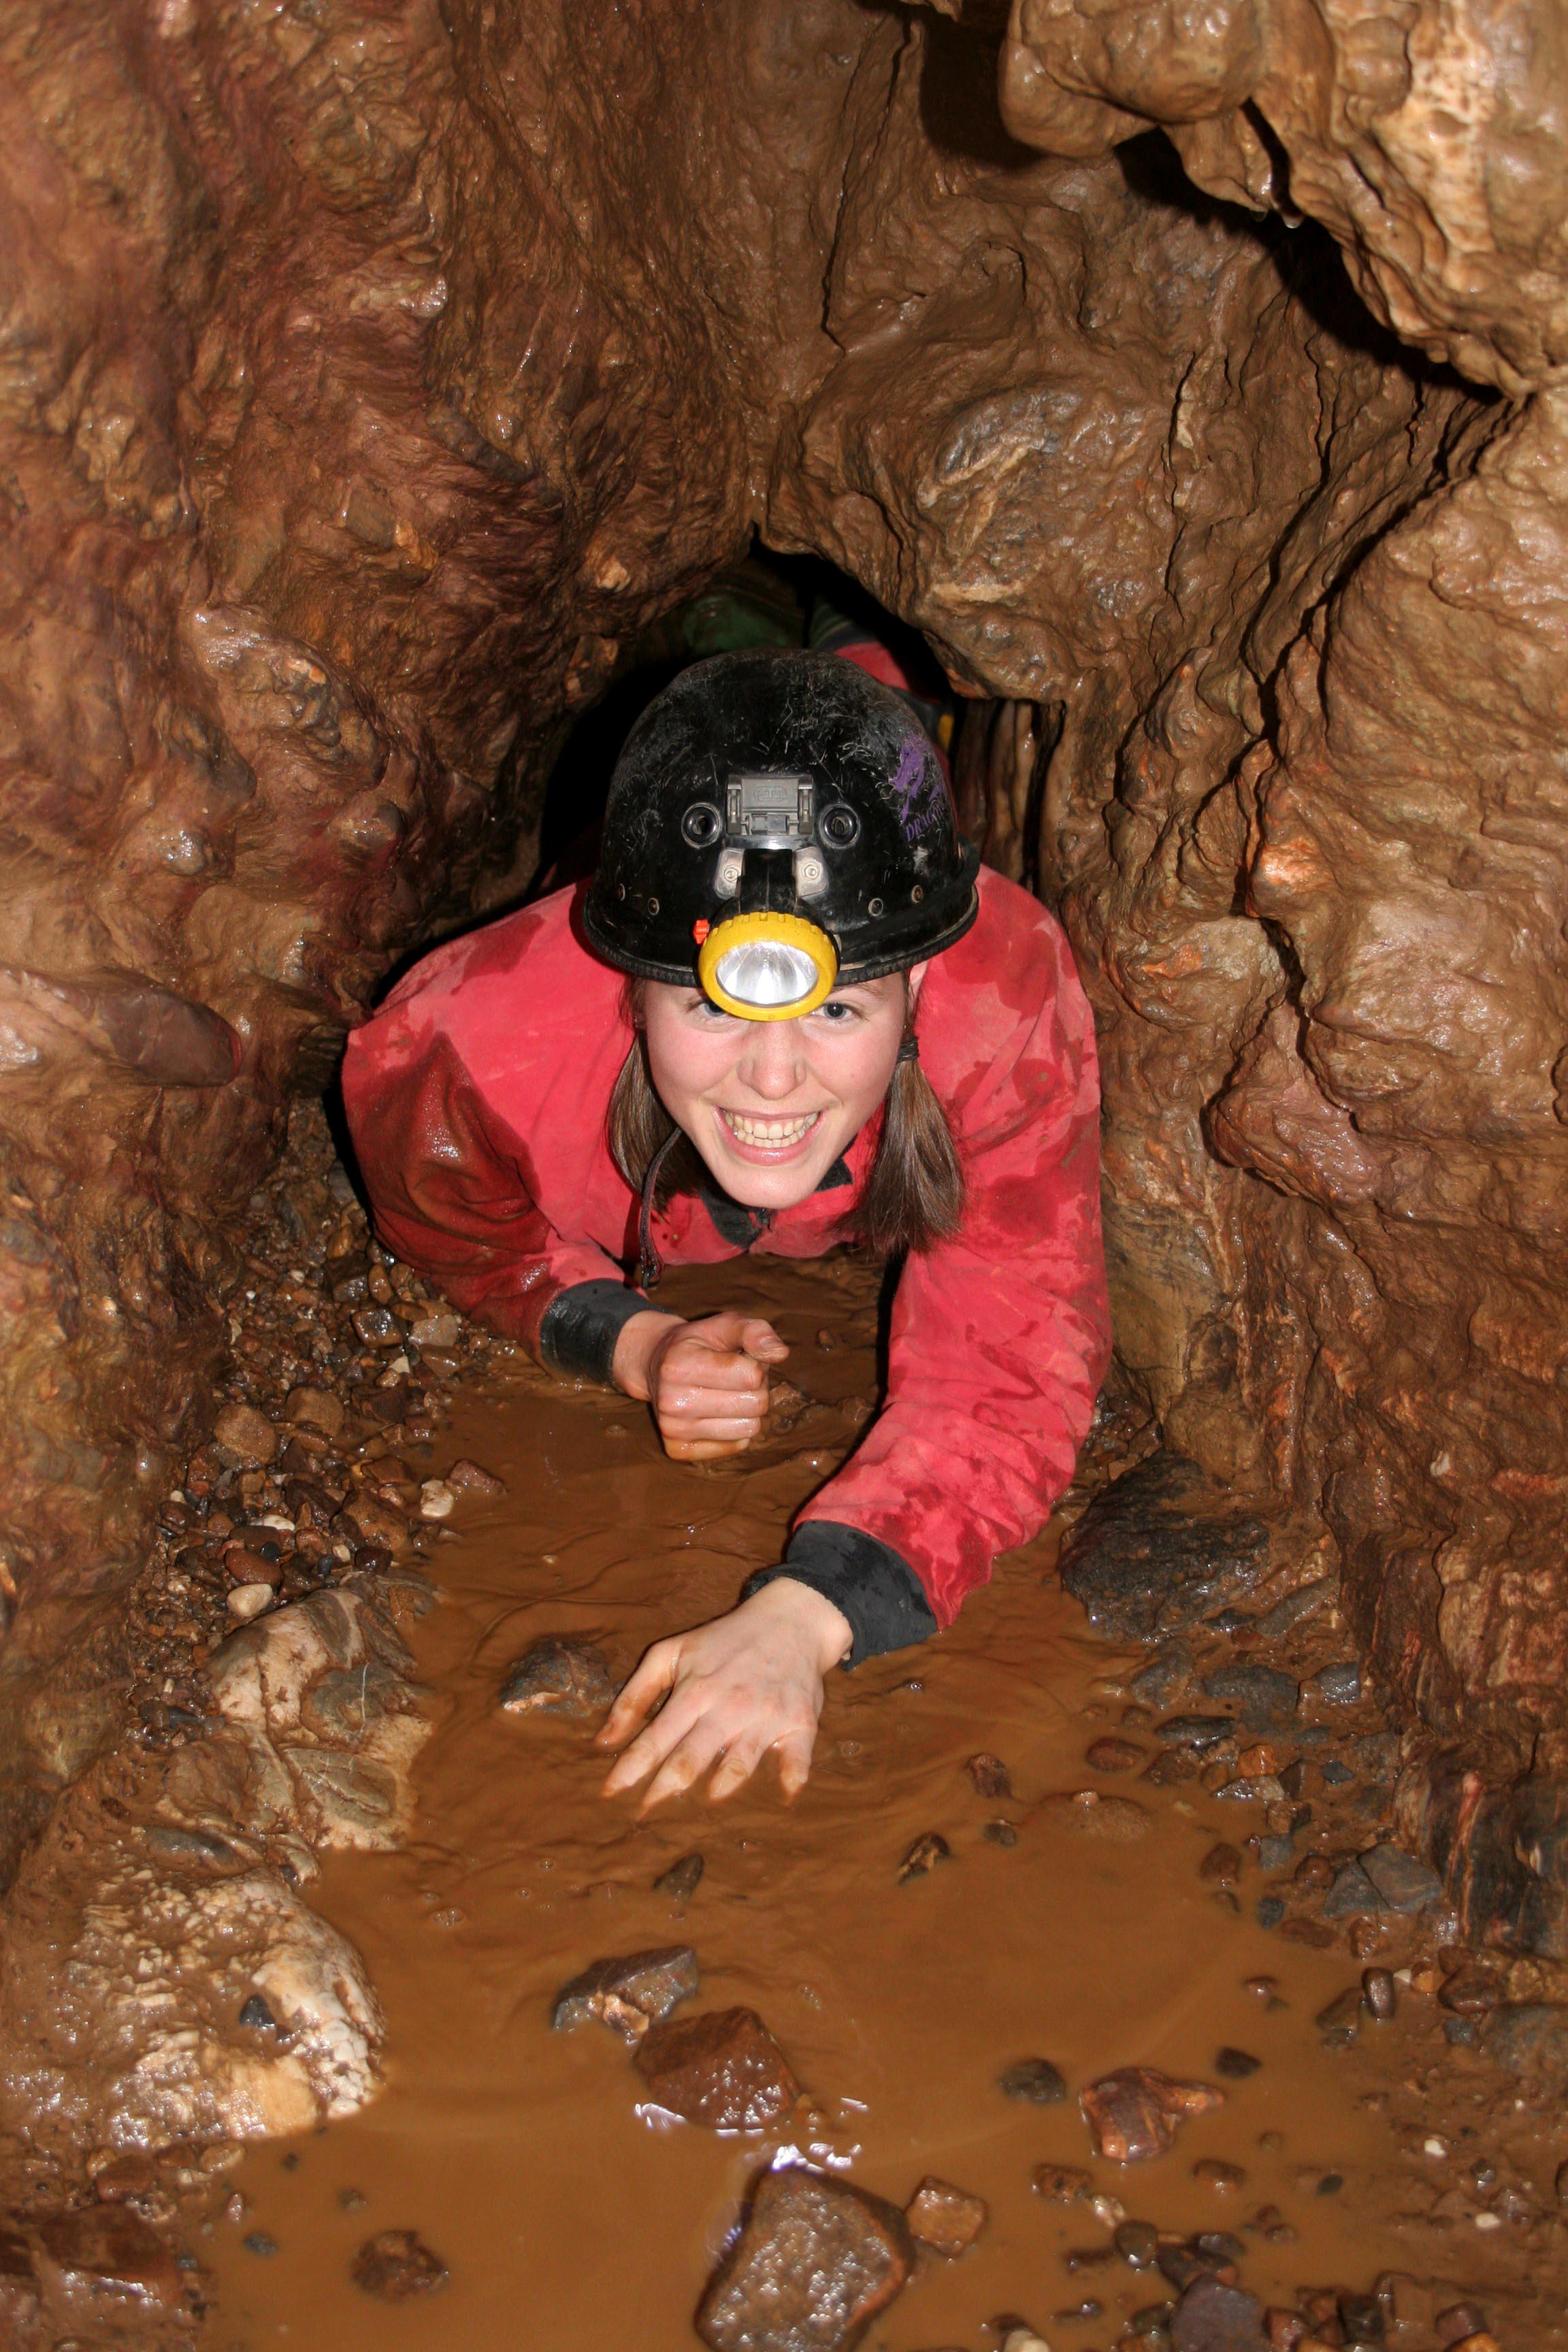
[697,2166,912,2351]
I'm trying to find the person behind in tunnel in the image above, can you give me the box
[342,646,1109,1806]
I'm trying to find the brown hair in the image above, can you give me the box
[607,980,964,1261]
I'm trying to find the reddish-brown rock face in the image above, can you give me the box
[0,0,1565,1941]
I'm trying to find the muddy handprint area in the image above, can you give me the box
[2,1120,1553,2349]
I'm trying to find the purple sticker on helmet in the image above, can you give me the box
[892,735,930,836]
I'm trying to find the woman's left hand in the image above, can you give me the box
[597,1580,851,1808]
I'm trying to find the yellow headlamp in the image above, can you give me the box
[696,911,838,1021]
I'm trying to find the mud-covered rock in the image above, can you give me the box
[633,2008,798,2129]
[34,2208,184,2313]
[499,1637,616,1719]
[1482,2004,1568,2080]
[1081,2067,1225,2162]
[1169,2273,1269,2351]
[903,2176,987,2256]
[551,1946,699,2039]
[350,2229,448,2300]
[697,2166,911,2351]
[1059,1455,1273,1641]
[214,1405,280,1471]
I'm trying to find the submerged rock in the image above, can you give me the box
[698,2166,911,2352]
[998,2057,1067,2104]
[1359,1844,1442,1914]
[903,2176,987,2256]
[1170,2273,1268,2350]
[35,2208,184,2313]
[1058,1453,1273,1640]
[350,2229,448,2300]
[966,1752,1013,1799]
[1081,2067,1224,2162]
[1036,1788,1150,1842]
[498,1636,615,1718]
[653,1852,705,1903]
[898,1831,951,1882]
[551,1946,699,2039]
[634,2007,798,2129]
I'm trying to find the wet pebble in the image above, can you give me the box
[244,2232,279,2257]
[1170,2273,1269,2351]
[1037,1788,1150,1841]
[1192,2157,1245,2193]
[1199,1842,1242,1889]
[903,2176,987,2256]
[1257,1833,1294,1872]
[1115,2219,1160,2268]
[226,1583,274,1623]
[551,1946,698,2038]
[238,1993,276,2031]
[1086,1734,1145,1774]
[653,1852,704,1903]
[1130,1642,1192,1706]
[1437,1965,1500,2015]
[1031,2161,1095,2205]
[1214,2046,1260,2079]
[1358,1843,1441,1914]
[1157,1713,1235,1750]
[350,2228,448,2300]
[1362,1967,1396,2020]
[417,1478,455,1520]
[634,2006,798,2129]
[498,1635,615,1718]
[998,2057,1067,2104]
[213,1403,279,1469]
[1080,2066,1224,2163]
[983,1818,1018,1848]
[447,1456,506,1496]
[1311,1661,1362,1705]
[965,1752,1013,1799]
[698,2167,910,2352]
[898,1831,951,1882]
[1200,1663,1299,1729]
[1317,1986,1365,2043]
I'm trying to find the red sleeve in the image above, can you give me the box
[796,919,1111,1627]
[341,1024,626,1356]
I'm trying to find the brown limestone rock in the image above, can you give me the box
[1036,1789,1151,1843]
[286,1388,346,1443]
[1171,2274,1269,2352]
[1080,2067,1225,2163]
[551,1946,699,2040]
[903,2176,987,2257]
[633,2008,798,2130]
[499,1637,616,1720]
[697,2166,912,2352]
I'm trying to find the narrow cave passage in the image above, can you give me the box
[1,0,1567,2343]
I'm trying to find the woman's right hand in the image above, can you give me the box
[613,1309,789,1460]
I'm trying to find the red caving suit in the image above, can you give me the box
[342,866,1110,1660]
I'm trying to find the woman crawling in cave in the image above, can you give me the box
[343,648,1109,1806]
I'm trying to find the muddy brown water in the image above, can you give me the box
[205,1260,1468,2346]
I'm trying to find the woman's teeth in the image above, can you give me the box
[721,1111,819,1148]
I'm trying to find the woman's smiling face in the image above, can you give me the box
[641,970,920,1209]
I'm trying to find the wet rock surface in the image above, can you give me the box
[350,2228,448,2301]
[499,1637,617,1720]
[551,1947,700,2039]
[696,2166,911,2352]
[1080,2066,1226,2163]
[632,2008,800,2131]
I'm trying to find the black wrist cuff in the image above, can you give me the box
[538,1278,652,1385]
[744,1521,938,1667]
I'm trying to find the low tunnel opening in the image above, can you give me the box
[1,0,1565,2340]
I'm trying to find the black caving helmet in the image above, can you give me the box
[583,649,980,1020]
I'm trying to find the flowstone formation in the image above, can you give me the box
[0,0,1563,1964]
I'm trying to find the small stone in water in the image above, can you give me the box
[1081,2067,1224,2162]
[418,1479,455,1519]
[1157,1714,1235,1750]
[654,1852,704,1902]
[238,1993,276,2031]
[966,1752,1013,1799]
[1200,1842,1242,1887]
[1362,1967,1396,2019]
[244,2232,279,2257]
[1214,2046,1260,2078]
[1437,1966,1501,2014]
[983,1818,1019,1848]
[1322,1860,1380,1918]
[1171,2274,1269,2350]
[1435,2305,1489,2345]
[903,2176,987,2256]
[1192,2157,1245,2193]
[1257,1834,1294,1872]
[697,2165,911,2352]
[1320,1757,1355,1784]
[350,2229,448,2300]
[1313,1661,1362,1704]
[634,2007,798,2129]
[353,1305,403,1348]
[446,1456,505,1495]
[1086,1735,1145,1774]
[551,1946,698,2038]
[1031,2161,1094,2204]
[998,2057,1067,2104]
[1115,2219,1160,2267]
[898,1830,951,1882]
[499,1636,615,1718]
[1359,1844,1441,1914]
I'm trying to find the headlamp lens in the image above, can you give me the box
[696,912,838,1020]
[713,939,822,1010]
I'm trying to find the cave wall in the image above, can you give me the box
[1,0,1565,1895]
